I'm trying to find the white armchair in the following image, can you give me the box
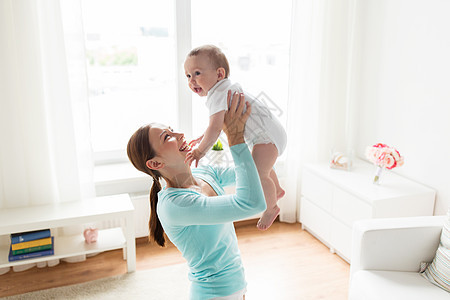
[349,215,449,300]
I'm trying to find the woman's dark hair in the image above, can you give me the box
[127,124,165,247]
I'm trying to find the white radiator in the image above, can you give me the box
[130,193,150,238]
[98,193,149,238]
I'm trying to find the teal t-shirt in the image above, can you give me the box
[157,143,266,299]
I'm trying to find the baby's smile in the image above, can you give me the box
[193,87,202,94]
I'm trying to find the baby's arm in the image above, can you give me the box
[198,111,225,155]
[185,111,225,167]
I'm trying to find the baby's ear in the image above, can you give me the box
[217,67,226,80]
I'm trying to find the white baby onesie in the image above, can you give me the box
[206,78,287,156]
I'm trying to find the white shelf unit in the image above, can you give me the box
[300,159,436,262]
[0,194,136,272]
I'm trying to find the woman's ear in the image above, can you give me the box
[146,159,164,170]
[217,67,226,80]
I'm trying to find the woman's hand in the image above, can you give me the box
[223,91,251,146]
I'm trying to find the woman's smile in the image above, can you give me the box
[179,140,191,152]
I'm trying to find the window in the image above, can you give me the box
[190,0,292,144]
[81,0,291,165]
[81,0,177,163]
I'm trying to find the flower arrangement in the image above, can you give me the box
[365,143,404,184]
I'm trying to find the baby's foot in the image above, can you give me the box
[277,188,286,200]
[257,205,280,231]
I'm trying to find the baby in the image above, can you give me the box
[184,45,287,230]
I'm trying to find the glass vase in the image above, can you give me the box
[373,165,384,185]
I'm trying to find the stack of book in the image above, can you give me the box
[8,229,54,262]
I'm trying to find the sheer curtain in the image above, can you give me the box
[280,0,355,222]
[0,0,94,273]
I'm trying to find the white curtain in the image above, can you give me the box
[0,0,94,273]
[280,0,355,222]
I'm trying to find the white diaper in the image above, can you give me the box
[246,128,273,148]
[245,125,286,156]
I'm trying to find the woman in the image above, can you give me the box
[127,92,266,300]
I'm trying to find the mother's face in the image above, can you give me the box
[146,124,190,170]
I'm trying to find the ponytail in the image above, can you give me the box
[127,124,166,247]
[149,176,165,247]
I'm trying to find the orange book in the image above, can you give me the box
[11,237,52,250]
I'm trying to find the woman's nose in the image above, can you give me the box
[174,132,184,140]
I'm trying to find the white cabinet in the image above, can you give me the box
[0,194,136,272]
[300,159,436,262]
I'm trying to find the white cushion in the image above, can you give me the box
[349,270,450,300]
[420,209,450,292]
[350,216,445,277]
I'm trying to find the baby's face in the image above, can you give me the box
[184,54,221,97]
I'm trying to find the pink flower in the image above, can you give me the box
[374,143,389,148]
[365,143,404,170]
[384,153,397,169]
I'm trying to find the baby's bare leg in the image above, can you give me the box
[269,169,285,200]
[252,144,280,231]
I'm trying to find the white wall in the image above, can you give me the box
[352,0,450,214]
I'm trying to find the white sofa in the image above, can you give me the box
[349,215,449,300]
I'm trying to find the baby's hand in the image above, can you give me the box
[185,147,206,168]
[188,135,204,148]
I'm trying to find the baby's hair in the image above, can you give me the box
[187,45,230,78]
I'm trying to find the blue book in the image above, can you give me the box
[8,237,54,262]
[11,229,51,244]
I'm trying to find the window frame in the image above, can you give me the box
[92,0,290,196]
[90,0,192,165]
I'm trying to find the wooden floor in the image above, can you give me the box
[0,221,350,299]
